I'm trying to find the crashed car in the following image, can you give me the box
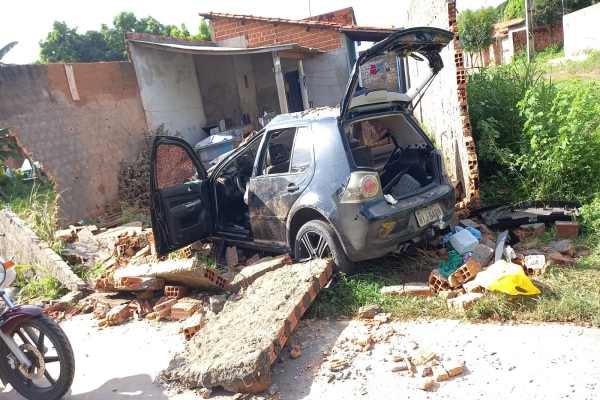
[150,27,455,271]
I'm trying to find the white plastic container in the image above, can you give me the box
[449,229,479,254]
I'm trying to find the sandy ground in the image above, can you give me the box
[3,315,600,399]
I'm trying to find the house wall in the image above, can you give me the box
[194,55,243,128]
[303,48,351,107]
[399,0,479,207]
[210,17,344,52]
[129,45,207,144]
[303,7,355,25]
[0,62,148,223]
[252,54,280,115]
[563,3,600,57]
[512,22,563,54]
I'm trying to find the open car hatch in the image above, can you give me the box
[340,27,454,119]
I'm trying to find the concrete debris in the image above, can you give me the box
[432,364,449,381]
[471,243,494,268]
[380,283,431,297]
[225,246,239,267]
[447,292,484,312]
[182,313,207,341]
[162,260,333,393]
[208,295,227,314]
[357,304,381,319]
[547,252,576,266]
[229,255,292,291]
[99,304,133,327]
[513,223,546,241]
[418,378,436,391]
[524,255,547,276]
[289,344,302,359]
[171,298,203,320]
[548,239,576,257]
[198,388,212,399]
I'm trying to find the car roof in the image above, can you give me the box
[265,106,339,130]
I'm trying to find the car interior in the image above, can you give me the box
[213,137,261,235]
[344,114,439,199]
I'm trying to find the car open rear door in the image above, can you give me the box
[340,27,454,119]
[150,136,214,256]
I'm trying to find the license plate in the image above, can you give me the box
[415,203,443,227]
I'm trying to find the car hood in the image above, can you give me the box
[340,27,454,119]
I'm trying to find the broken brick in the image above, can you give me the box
[357,304,381,319]
[171,298,203,320]
[548,252,576,266]
[444,359,465,378]
[555,221,579,238]
[182,313,207,341]
[448,258,481,288]
[428,269,451,294]
[549,239,576,257]
[164,285,188,299]
[432,365,449,382]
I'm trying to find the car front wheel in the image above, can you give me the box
[294,220,354,273]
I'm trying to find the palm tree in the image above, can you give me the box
[0,41,18,61]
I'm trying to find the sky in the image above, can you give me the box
[0,0,504,64]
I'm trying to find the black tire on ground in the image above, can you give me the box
[0,315,75,400]
[294,219,354,273]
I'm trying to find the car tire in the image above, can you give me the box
[294,220,354,273]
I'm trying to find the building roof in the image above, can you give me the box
[199,11,397,42]
[127,39,323,57]
[493,17,526,37]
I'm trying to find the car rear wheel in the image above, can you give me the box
[294,220,354,273]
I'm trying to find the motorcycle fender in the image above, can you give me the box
[0,305,43,334]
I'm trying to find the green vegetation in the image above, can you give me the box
[0,179,60,252]
[0,42,18,61]
[13,265,66,303]
[458,7,498,54]
[40,12,211,63]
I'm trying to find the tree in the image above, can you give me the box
[458,7,499,54]
[0,41,18,61]
[39,13,212,63]
[501,0,525,20]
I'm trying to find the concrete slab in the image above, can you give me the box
[163,259,333,393]
[229,254,292,291]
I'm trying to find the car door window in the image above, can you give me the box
[155,143,199,190]
[261,128,296,175]
[290,127,313,173]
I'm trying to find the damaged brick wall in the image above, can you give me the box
[0,62,148,224]
[209,17,344,51]
[400,0,479,208]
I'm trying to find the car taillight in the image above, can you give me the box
[2,260,14,269]
[340,171,382,203]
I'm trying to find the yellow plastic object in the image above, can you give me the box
[487,271,540,296]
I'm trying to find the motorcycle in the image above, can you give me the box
[0,258,75,399]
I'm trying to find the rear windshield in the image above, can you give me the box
[344,114,428,169]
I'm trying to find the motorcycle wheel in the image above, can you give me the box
[0,315,75,400]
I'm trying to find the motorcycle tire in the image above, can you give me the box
[0,315,75,400]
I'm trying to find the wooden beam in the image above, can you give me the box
[297,59,310,110]
[272,52,289,114]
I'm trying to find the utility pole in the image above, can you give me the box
[525,0,535,62]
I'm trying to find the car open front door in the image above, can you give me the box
[150,136,214,256]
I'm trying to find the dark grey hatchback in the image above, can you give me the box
[150,27,456,271]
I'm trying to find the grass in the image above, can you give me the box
[13,264,66,303]
[542,49,600,82]
[309,233,600,327]
[0,179,61,252]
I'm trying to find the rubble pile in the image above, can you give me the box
[382,215,584,311]
[118,134,154,209]
[318,309,466,392]
[162,259,333,393]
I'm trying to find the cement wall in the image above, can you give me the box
[130,46,207,143]
[563,3,600,57]
[303,48,351,107]
[252,54,281,115]
[0,209,87,291]
[399,0,479,207]
[194,55,243,128]
[0,62,148,223]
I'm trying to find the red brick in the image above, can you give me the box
[555,221,579,238]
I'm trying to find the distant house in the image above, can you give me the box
[464,17,563,68]
[126,8,396,144]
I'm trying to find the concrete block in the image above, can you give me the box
[380,283,432,297]
[171,298,203,320]
[447,292,483,312]
[163,259,332,393]
[471,243,494,267]
[228,255,292,291]
[428,269,450,294]
[448,258,481,288]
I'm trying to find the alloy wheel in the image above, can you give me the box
[297,230,331,262]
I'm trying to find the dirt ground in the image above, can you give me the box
[3,315,600,399]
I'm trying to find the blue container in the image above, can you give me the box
[194,134,238,168]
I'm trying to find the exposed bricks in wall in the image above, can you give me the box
[211,18,343,51]
[303,7,356,25]
[447,0,480,208]
[513,22,564,53]
[0,62,148,224]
